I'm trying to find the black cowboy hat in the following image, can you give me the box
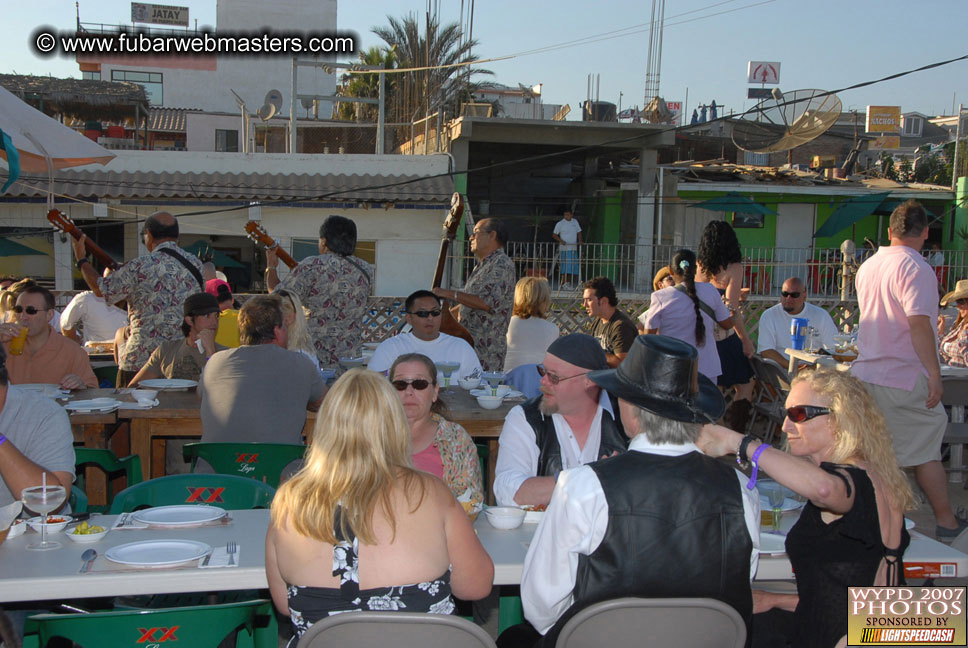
[587,335,725,423]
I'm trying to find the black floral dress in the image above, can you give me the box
[285,509,455,645]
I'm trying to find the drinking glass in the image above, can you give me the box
[435,361,461,391]
[765,483,786,533]
[21,485,67,550]
[482,372,505,397]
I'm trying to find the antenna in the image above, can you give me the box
[257,89,283,122]
[731,88,842,153]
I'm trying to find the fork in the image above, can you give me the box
[226,541,237,566]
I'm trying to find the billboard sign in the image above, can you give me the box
[747,61,780,85]
[131,3,189,27]
[870,135,900,149]
[866,106,901,133]
[666,101,683,125]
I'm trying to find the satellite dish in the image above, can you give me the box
[265,89,283,112]
[256,103,277,121]
[300,98,315,110]
[731,89,842,153]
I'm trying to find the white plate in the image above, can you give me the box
[760,532,787,555]
[470,388,524,400]
[132,505,226,527]
[137,378,198,390]
[105,539,211,567]
[14,384,68,398]
[64,398,121,413]
[522,508,545,523]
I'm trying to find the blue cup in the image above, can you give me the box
[790,317,809,351]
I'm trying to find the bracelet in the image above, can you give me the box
[736,434,755,468]
[76,258,90,270]
[746,443,769,490]
[0,434,6,446]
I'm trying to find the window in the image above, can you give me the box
[82,71,101,80]
[903,116,922,137]
[215,129,238,152]
[110,69,163,105]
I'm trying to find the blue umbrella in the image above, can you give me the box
[693,192,776,216]
[813,192,892,239]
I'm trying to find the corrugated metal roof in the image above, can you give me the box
[9,170,453,202]
[148,108,192,133]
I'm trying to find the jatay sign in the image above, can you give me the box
[131,3,189,27]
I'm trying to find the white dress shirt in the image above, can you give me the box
[521,434,761,635]
[757,302,838,361]
[493,390,614,506]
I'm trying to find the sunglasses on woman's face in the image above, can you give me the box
[784,405,830,423]
[391,379,431,391]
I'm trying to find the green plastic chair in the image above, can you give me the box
[183,442,307,488]
[23,599,277,648]
[109,474,276,514]
[69,485,88,514]
[74,448,143,513]
[92,364,118,388]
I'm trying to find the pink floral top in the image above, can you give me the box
[431,414,484,504]
[459,249,516,372]
[98,241,204,371]
[276,253,373,367]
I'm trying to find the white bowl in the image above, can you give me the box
[485,506,526,530]
[26,515,70,534]
[459,376,482,390]
[339,357,367,368]
[66,525,109,544]
[130,389,158,403]
[476,395,504,410]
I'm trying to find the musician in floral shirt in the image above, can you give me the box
[434,218,516,372]
[267,216,372,367]
[71,212,203,385]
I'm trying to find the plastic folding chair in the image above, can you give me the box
[109,473,276,513]
[295,611,497,648]
[506,364,542,399]
[555,597,746,648]
[183,442,306,488]
[941,376,968,484]
[23,599,277,648]
[74,448,143,513]
[69,484,88,514]
[747,355,790,445]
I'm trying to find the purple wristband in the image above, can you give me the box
[745,443,768,490]
[0,434,6,446]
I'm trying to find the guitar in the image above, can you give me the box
[433,193,474,347]
[244,221,298,270]
[46,209,121,271]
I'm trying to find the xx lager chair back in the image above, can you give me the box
[74,448,143,513]
[554,597,746,648]
[23,599,276,648]
[183,442,306,488]
[109,473,276,513]
[295,611,497,648]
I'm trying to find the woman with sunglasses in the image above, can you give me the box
[266,368,493,645]
[938,281,968,367]
[389,353,484,504]
[699,368,913,648]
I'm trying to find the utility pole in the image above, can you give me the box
[953,104,963,192]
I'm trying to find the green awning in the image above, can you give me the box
[181,241,245,268]
[693,192,777,216]
[813,192,892,239]
[0,238,46,257]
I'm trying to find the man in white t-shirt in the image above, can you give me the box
[552,209,582,289]
[756,276,838,365]
[367,290,482,382]
[60,290,128,344]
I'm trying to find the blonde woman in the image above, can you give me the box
[265,369,493,645]
[277,290,318,367]
[938,280,968,367]
[699,369,913,648]
[503,277,559,372]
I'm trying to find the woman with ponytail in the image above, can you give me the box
[638,249,739,382]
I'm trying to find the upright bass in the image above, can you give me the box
[433,194,474,347]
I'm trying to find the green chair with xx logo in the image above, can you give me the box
[183,442,307,488]
[109,473,276,513]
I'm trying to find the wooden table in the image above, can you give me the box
[64,390,125,508]
[122,386,516,487]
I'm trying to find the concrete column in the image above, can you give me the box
[634,148,658,292]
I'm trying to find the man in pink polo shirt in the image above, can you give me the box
[853,199,966,541]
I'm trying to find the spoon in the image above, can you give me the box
[80,549,97,573]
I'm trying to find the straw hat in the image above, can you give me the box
[941,280,968,306]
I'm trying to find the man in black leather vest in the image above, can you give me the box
[493,333,628,507]
[505,336,759,648]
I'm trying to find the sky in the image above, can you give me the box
[4,0,967,121]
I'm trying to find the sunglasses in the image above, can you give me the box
[781,291,802,298]
[785,405,830,423]
[391,379,432,391]
[537,365,587,385]
[409,309,442,318]
[13,306,47,315]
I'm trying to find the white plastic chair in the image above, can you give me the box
[295,612,497,648]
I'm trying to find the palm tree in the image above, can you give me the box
[334,45,398,123]
[372,13,492,125]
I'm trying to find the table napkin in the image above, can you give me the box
[117,399,159,410]
[198,544,240,568]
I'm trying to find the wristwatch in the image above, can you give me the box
[76,258,90,270]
